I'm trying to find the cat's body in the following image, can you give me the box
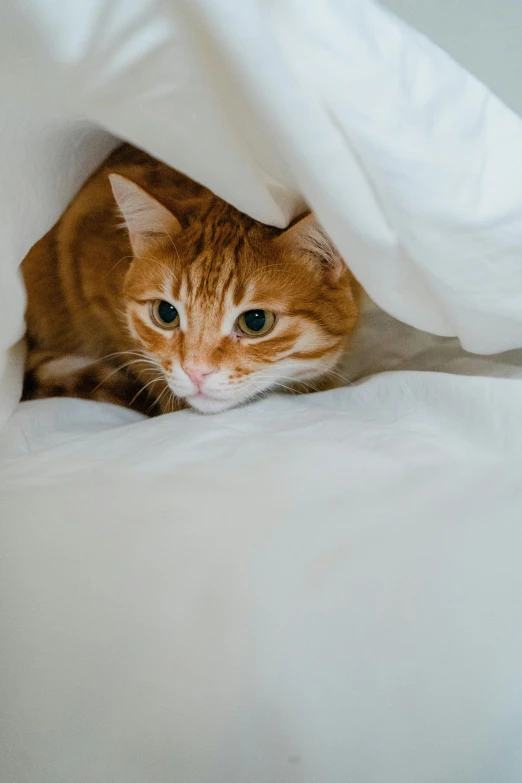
[22,144,360,415]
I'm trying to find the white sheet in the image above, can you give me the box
[2,0,522,780]
[2,304,522,782]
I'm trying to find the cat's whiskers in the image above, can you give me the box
[247,368,336,396]
[129,375,166,408]
[109,254,176,280]
[274,382,302,395]
[159,227,182,267]
[321,367,353,386]
[277,377,324,394]
[232,371,297,397]
[89,358,161,396]
[103,351,164,377]
[97,349,157,363]
[108,357,161,376]
[108,255,134,274]
[248,387,275,405]
[153,384,171,410]
[138,256,178,281]
[146,384,170,414]
[62,350,158,372]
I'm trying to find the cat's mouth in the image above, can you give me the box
[168,375,264,414]
[185,391,238,414]
[184,383,265,414]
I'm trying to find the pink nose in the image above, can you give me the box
[183,364,216,390]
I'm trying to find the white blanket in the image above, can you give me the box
[3,304,522,782]
[2,1,522,781]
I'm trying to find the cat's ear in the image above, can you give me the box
[274,212,344,281]
[109,173,181,256]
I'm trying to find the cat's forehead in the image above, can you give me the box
[169,219,280,307]
[174,256,270,317]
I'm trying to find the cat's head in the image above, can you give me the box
[110,173,360,413]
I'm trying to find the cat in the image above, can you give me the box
[22,143,361,415]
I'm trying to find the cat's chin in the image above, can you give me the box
[185,393,240,415]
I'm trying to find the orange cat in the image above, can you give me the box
[22,144,360,415]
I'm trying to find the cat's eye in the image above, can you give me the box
[236,309,276,337]
[150,299,180,329]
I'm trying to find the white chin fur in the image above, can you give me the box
[186,394,245,414]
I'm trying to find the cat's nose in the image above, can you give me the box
[183,364,216,390]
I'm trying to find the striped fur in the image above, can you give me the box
[22,144,361,415]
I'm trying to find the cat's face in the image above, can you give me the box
[110,174,360,413]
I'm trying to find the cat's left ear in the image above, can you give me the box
[109,173,182,256]
[274,213,345,281]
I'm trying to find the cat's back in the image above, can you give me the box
[55,143,210,268]
[23,144,210,353]
[101,144,209,207]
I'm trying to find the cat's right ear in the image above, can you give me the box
[109,173,182,256]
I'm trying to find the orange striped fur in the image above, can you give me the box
[22,144,361,415]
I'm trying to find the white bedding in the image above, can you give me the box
[3,306,522,782]
[2,0,522,781]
